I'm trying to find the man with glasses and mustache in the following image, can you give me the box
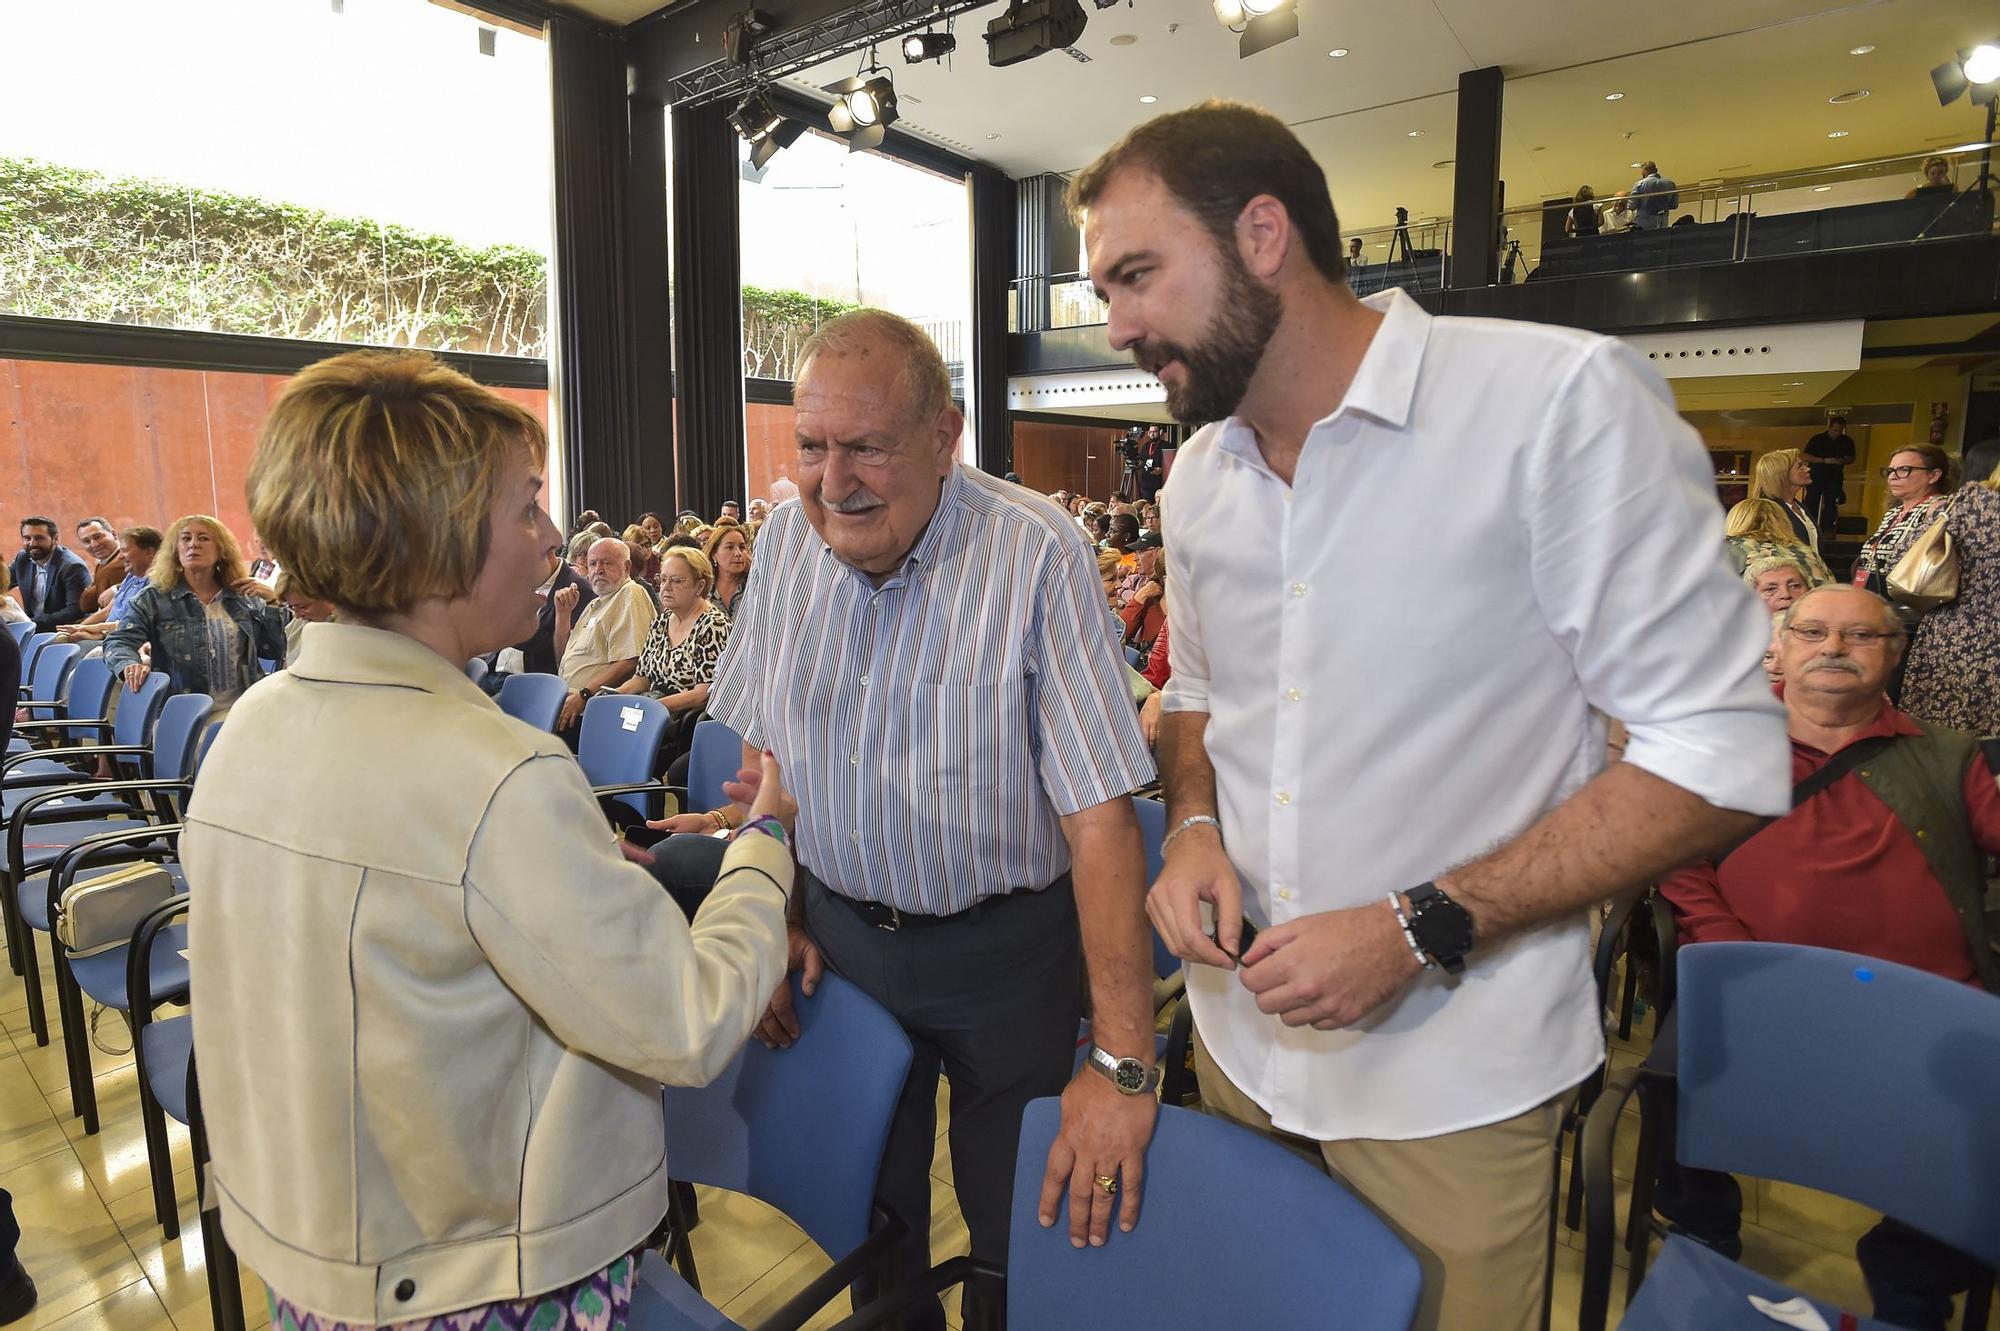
[1070,101,1790,1331]
[692,308,1157,1331]
[1659,583,1999,1329]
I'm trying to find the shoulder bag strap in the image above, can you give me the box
[1713,734,1899,868]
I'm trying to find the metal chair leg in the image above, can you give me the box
[19,922,48,1046]
[1,874,22,977]
[53,956,97,1131]
[133,1034,181,1239]
[189,1065,247,1331]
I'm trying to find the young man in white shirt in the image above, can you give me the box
[1069,101,1789,1331]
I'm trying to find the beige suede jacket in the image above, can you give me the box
[182,623,791,1324]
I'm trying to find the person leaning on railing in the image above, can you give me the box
[182,349,799,1331]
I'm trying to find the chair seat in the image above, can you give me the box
[15,834,173,931]
[628,1251,737,1331]
[3,781,140,820]
[140,1015,193,1126]
[1622,1235,1900,1331]
[69,914,190,1008]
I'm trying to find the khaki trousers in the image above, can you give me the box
[1193,1029,1566,1331]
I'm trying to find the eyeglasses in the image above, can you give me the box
[1784,624,1901,646]
[1879,465,1934,480]
[661,575,696,588]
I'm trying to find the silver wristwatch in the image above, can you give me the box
[1086,1044,1160,1096]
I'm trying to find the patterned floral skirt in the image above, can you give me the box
[269,1251,639,1331]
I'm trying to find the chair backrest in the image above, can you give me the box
[496,672,568,733]
[577,693,668,816]
[4,621,30,646]
[27,641,77,705]
[683,719,744,815]
[1676,942,2000,1268]
[662,973,912,1262]
[151,694,215,784]
[1133,796,1176,980]
[111,673,173,750]
[464,657,490,687]
[1006,1098,1422,1329]
[58,657,117,745]
[194,719,225,777]
[21,632,55,677]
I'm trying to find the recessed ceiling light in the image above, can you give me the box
[1327,47,1348,56]
[1604,92,1624,100]
[1630,161,1643,168]
[1827,130,1849,138]
[1783,381,1805,387]
[1407,129,1425,137]
[1849,44,1875,55]
[1829,89,1870,104]
[985,132,1001,139]
[1108,32,1137,45]
[1139,94,1158,103]
[1812,184,1833,192]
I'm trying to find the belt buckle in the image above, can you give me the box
[875,904,903,932]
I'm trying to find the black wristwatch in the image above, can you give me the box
[1404,883,1474,975]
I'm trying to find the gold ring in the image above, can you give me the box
[1094,1174,1118,1195]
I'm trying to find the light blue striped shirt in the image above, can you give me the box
[708,466,1155,915]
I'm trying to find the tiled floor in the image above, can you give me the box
[1,925,1988,1331]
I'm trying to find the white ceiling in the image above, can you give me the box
[779,0,1995,238]
[559,0,673,23]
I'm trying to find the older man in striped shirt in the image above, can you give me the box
[699,309,1157,1331]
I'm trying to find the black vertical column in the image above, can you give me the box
[669,102,746,518]
[626,94,678,516]
[969,165,1015,476]
[1015,173,1075,334]
[1450,65,1504,290]
[549,16,641,520]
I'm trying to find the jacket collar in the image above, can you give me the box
[286,622,491,705]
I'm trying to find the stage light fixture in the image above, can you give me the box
[902,30,956,62]
[728,87,806,170]
[1932,42,2000,106]
[825,70,899,150]
[723,9,774,66]
[1212,0,1297,60]
[984,0,1089,68]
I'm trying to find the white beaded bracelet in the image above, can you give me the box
[1387,893,1434,970]
[1160,814,1223,856]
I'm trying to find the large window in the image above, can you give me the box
[738,128,972,503]
[0,0,553,358]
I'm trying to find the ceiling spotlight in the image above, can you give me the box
[1109,32,1138,44]
[1407,129,1425,137]
[1630,161,1643,168]
[728,87,804,169]
[1849,44,1875,55]
[723,9,774,66]
[1139,94,1158,103]
[1812,184,1833,192]
[1932,42,2000,105]
[1827,130,1849,138]
[1328,47,1349,56]
[1829,89,1870,103]
[902,30,956,61]
[824,69,899,150]
[1603,91,1624,100]
[984,0,1089,67]
[1214,0,1296,58]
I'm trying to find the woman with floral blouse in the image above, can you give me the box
[616,546,730,765]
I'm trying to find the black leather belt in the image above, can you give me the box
[823,874,1067,932]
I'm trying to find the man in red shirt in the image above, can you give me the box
[1659,584,1999,1331]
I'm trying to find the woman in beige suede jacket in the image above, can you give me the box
[183,350,796,1331]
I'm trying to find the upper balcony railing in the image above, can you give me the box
[1008,144,1996,330]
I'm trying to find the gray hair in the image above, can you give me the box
[1744,555,1808,587]
[1779,585,1904,637]
[797,308,953,429]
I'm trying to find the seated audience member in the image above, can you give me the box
[1906,154,1953,199]
[616,547,730,766]
[637,512,667,545]
[188,349,798,1331]
[674,511,702,537]
[11,517,91,631]
[1759,614,1785,687]
[74,517,126,616]
[718,501,741,524]
[504,542,593,677]
[105,514,286,719]
[1096,550,1124,617]
[571,508,602,535]
[553,536,656,731]
[0,567,26,625]
[1744,555,1810,614]
[1658,585,1997,1330]
[703,523,753,620]
[661,534,702,557]
[621,524,648,546]
[58,526,164,642]
[566,531,595,580]
[1103,512,1138,559]
[627,540,662,603]
[1118,534,1165,647]
[1724,498,1832,584]
[272,571,338,661]
[746,498,771,525]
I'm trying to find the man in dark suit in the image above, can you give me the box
[509,544,594,676]
[10,517,90,631]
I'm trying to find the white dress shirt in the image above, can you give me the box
[1162,289,1789,1142]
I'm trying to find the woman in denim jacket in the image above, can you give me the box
[104,514,286,718]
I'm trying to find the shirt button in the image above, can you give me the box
[860,675,870,686]
[850,753,860,765]
[1276,887,1294,901]
[1275,790,1292,806]
[1290,583,1308,597]
[1284,687,1301,702]
[849,830,860,842]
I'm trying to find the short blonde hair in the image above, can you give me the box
[248,350,545,615]
[1752,448,1802,505]
[153,516,250,594]
[662,546,715,594]
[1725,498,1799,545]
[797,309,953,431]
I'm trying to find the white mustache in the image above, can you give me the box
[1802,656,1862,675]
[825,490,883,515]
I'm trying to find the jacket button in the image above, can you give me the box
[394,1280,415,1302]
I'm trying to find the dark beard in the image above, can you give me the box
[1132,254,1282,426]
